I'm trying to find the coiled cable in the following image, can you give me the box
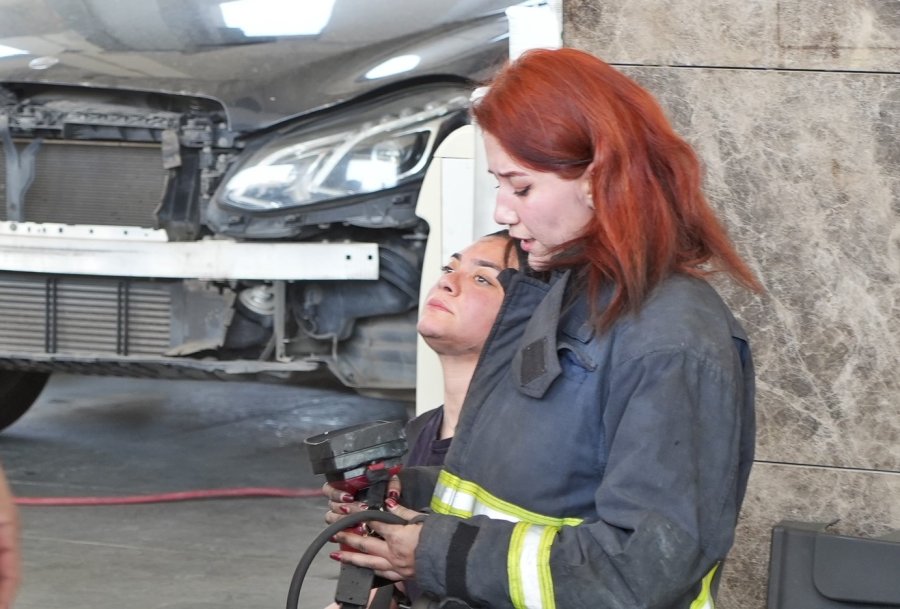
[286,510,410,609]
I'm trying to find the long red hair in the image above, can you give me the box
[472,48,761,329]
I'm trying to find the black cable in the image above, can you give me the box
[287,510,410,609]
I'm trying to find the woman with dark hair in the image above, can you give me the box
[405,231,519,470]
[324,231,519,609]
[326,48,762,609]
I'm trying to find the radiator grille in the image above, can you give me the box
[0,274,172,356]
[0,141,167,227]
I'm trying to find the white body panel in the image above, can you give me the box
[0,222,378,280]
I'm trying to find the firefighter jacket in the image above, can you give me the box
[409,268,756,609]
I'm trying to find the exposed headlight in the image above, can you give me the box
[218,86,470,211]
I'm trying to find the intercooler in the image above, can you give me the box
[0,140,168,227]
[0,273,172,357]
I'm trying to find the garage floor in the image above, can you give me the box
[0,373,410,609]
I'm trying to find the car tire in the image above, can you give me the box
[0,371,50,431]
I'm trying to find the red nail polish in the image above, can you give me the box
[339,505,350,514]
[329,535,337,543]
[387,489,400,500]
[341,493,354,502]
[385,497,397,509]
[329,552,341,561]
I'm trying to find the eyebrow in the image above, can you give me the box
[451,252,502,272]
[488,169,528,178]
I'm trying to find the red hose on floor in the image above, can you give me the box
[15,487,324,506]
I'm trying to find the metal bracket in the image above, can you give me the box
[1,114,42,222]
[273,280,290,363]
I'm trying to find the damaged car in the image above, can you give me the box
[0,0,527,429]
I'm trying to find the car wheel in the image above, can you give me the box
[0,371,50,431]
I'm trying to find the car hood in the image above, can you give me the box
[0,0,517,132]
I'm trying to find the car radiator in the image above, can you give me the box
[0,273,172,356]
[0,141,167,227]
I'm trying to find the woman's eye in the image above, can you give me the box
[440,265,453,274]
[513,186,531,197]
[475,275,494,286]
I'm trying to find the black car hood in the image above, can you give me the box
[0,0,517,132]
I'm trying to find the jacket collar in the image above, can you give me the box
[511,270,571,398]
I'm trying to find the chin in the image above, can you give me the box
[417,316,446,336]
[418,322,446,340]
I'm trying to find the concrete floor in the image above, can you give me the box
[0,373,410,609]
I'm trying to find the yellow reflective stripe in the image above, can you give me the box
[518,524,544,609]
[538,525,557,609]
[508,523,528,609]
[433,473,719,609]
[690,563,719,609]
[431,470,583,527]
[508,523,558,609]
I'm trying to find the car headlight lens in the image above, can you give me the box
[219,86,470,211]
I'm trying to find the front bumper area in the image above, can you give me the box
[0,222,378,280]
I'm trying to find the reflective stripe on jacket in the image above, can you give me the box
[432,468,721,609]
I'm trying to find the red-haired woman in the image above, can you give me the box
[326,48,762,609]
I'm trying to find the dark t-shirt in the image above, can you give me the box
[404,406,452,467]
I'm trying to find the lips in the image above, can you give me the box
[426,298,451,313]
[519,238,535,252]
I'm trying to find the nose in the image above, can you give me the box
[436,271,459,295]
[493,191,518,226]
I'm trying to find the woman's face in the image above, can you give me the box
[484,133,594,270]
[417,236,512,357]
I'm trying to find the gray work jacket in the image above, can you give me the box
[407,269,755,609]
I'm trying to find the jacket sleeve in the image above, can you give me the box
[415,349,749,609]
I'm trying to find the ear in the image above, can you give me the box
[580,162,596,209]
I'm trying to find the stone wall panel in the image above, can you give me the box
[566,0,900,71]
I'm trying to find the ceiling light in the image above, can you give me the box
[219,0,335,37]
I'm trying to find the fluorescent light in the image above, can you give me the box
[365,55,421,80]
[220,0,335,37]
[0,44,28,59]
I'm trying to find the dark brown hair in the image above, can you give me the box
[484,229,522,272]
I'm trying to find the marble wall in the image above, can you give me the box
[565,1,900,607]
